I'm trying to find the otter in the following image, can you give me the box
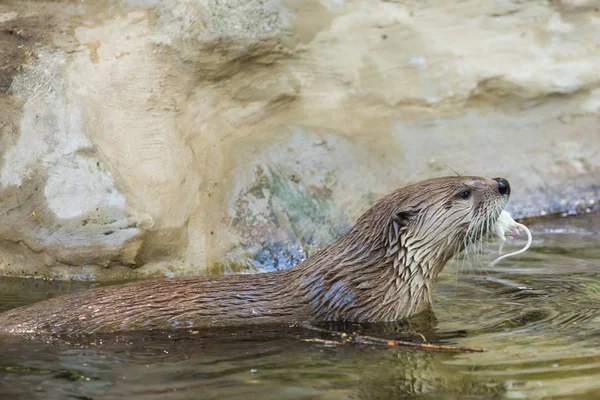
[0,176,511,335]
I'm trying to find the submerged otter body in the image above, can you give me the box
[0,176,511,335]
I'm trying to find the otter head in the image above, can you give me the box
[383,176,511,267]
[370,176,511,315]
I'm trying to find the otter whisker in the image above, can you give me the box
[461,222,481,277]
[463,211,493,277]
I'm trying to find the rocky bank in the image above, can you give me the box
[0,0,598,279]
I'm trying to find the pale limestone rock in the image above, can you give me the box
[0,0,598,279]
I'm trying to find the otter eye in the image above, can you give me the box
[457,190,471,200]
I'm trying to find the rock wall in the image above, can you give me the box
[0,0,598,279]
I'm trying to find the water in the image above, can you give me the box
[1,213,599,399]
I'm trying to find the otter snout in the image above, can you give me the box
[493,177,510,198]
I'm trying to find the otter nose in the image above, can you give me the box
[493,177,510,196]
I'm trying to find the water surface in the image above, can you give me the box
[1,213,599,399]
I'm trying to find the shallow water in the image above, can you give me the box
[0,213,599,400]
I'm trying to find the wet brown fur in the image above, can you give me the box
[0,176,508,335]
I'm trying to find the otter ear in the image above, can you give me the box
[386,211,416,246]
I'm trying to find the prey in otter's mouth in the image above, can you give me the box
[0,176,513,335]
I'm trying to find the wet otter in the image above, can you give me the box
[0,176,511,335]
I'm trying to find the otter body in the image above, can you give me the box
[0,176,511,335]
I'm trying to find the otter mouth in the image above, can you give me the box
[461,177,512,257]
[462,205,506,257]
[463,203,532,265]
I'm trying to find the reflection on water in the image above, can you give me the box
[0,213,599,399]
